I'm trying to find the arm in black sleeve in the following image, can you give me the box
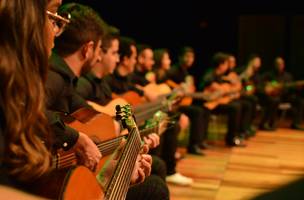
[45,71,63,108]
[76,77,93,100]
[45,72,79,150]
[199,71,214,90]
[128,84,145,96]
[69,91,91,113]
[45,110,79,151]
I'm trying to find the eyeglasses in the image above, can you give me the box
[46,11,70,37]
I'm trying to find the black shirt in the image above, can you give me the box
[263,70,295,96]
[105,69,144,96]
[130,68,150,87]
[264,71,293,83]
[199,69,225,90]
[76,73,113,106]
[45,53,90,150]
[238,67,266,95]
[0,115,16,187]
[166,64,189,84]
[154,69,170,84]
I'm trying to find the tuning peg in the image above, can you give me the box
[115,105,122,112]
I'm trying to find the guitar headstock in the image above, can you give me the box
[142,111,169,136]
[115,104,137,130]
[165,90,184,111]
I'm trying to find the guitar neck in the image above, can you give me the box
[104,127,142,200]
[53,122,163,170]
[134,100,168,124]
[140,125,159,137]
[185,92,211,101]
[284,80,304,88]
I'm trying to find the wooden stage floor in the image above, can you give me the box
[169,128,304,200]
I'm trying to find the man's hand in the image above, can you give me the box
[130,145,152,185]
[143,133,160,149]
[73,132,102,172]
[179,113,189,131]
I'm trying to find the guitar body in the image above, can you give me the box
[61,166,105,200]
[25,166,104,200]
[142,83,172,101]
[243,81,256,96]
[165,79,195,106]
[113,91,145,106]
[180,97,193,106]
[54,146,115,176]
[88,98,128,117]
[67,108,116,142]
[66,108,119,174]
[203,83,234,110]
[264,80,304,96]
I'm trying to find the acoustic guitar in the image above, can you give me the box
[167,80,239,110]
[31,105,164,200]
[101,104,145,200]
[264,80,304,96]
[56,107,168,174]
[112,91,145,106]
[25,166,105,200]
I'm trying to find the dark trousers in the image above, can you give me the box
[239,98,255,132]
[150,155,167,181]
[241,95,258,122]
[258,94,280,127]
[178,105,210,148]
[150,113,179,176]
[126,174,169,200]
[212,100,242,144]
[282,94,304,125]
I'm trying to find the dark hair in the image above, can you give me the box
[55,3,106,57]
[102,34,119,53]
[178,46,194,58]
[119,36,136,62]
[153,48,169,69]
[0,0,51,181]
[137,44,152,57]
[211,52,229,68]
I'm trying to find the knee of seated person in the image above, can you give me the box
[126,175,169,200]
[151,155,167,180]
[145,175,170,200]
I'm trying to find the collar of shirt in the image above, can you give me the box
[134,68,147,76]
[49,52,78,87]
[113,68,129,81]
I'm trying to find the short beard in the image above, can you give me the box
[81,60,93,75]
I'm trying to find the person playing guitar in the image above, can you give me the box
[77,36,193,186]
[44,3,169,199]
[199,52,246,147]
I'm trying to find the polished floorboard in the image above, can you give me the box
[169,128,304,200]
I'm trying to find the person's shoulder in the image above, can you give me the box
[169,64,179,72]
[104,74,114,83]
[202,69,214,79]
[235,66,245,74]
[46,69,65,86]
[77,76,93,91]
[78,76,91,87]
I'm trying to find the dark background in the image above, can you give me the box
[64,0,304,81]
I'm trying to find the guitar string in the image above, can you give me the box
[106,128,138,199]
[111,129,141,199]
